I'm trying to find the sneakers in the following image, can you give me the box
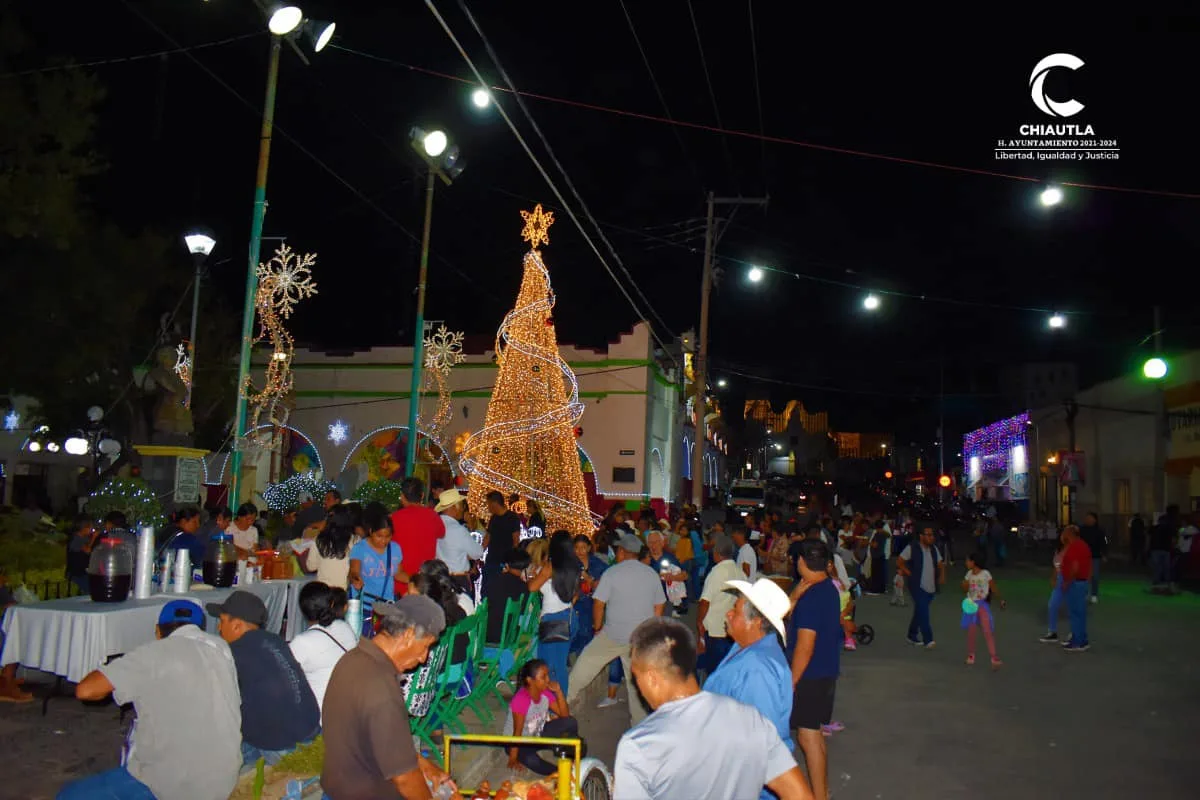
[906,636,922,646]
[965,654,975,666]
[1089,595,1098,604]
[990,657,1003,669]
[843,638,857,651]
[924,641,937,650]
[1038,632,1059,643]
[1060,635,1074,648]
[1064,642,1090,652]
[596,696,620,708]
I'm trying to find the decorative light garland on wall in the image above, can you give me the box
[460,205,600,533]
[243,244,318,454]
[962,411,1029,476]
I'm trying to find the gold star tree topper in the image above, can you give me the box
[520,204,555,250]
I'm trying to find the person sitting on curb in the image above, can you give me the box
[59,600,242,799]
[207,590,320,771]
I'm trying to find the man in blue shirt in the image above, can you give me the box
[704,578,796,800]
[788,539,842,800]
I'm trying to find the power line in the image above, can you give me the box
[746,0,768,195]
[616,0,704,192]
[685,0,739,194]
[330,46,1200,202]
[0,32,262,79]
[426,0,679,364]
[713,361,1003,400]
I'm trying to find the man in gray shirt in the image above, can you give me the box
[59,600,242,800]
[614,617,813,800]
[567,532,666,725]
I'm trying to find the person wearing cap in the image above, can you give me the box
[391,477,443,598]
[60,599,241,800]
[613,617,812,800]
[434,488,484,595]
[704,578,797,800]
[322,595,455,799]
[208,590,320,770]
[565,531,665,726]
[696,534,742,680]
[788,539,844,800]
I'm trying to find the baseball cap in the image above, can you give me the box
[205,590,268,627]
[434,488,465,513]
[158,599,204,627]
[615,532,644,553]
[374,594,447,637]
[725,578,790,639]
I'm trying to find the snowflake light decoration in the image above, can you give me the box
[328,419,349,446]
[3,409,18,433]
[423,325,465,375]
[255,244,318,320]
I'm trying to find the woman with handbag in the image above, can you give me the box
[348,503,408,637]
[528,531,581,696]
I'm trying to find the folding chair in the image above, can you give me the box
[430,609,487,734]
[406,638,450,759]
[465,596,522,724]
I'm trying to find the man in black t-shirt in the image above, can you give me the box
[486,549,531,643]
[482,491,522,597]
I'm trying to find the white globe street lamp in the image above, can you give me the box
[863,293,881,311]
[1040,186,1063,207]
[747,266,764,283]
[64,437,90,456]
[1048,313,1066,329]
[471,88,491,109]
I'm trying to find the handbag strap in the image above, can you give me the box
[380,542,393,599]
[312,626,349,653]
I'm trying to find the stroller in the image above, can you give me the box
[841,578,875,646]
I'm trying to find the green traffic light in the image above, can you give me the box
[1143,357,1168,380]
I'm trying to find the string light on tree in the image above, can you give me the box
[460,204,599,534]
[244,244,318,452]
[262,470,335,511]
[327,419,349,446]
[86,477,165,530]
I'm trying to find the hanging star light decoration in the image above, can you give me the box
[417,325,465,461]
[245,244,318,451]
[173,342,193,407]
[328,419,349,446]
[520,203,554,250]
[4,409,19,433]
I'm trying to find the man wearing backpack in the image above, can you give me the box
[896,526,946,648]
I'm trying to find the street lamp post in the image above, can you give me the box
[183,230,217,408]
[229,6,334,505]
[404,127,465,479]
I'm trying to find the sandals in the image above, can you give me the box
[966,654,975,666]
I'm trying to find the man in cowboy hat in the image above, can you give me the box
[703,578,796,797]
[434,488,483,595]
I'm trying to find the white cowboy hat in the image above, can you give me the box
[725,578,790,639]
[434,488,466,513]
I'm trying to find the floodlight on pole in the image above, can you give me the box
[863,293,881,311]
[471,88,491,108]
[1048,313,1066,329]
[422,130,448,157]
[267,4,303,35]
[747,266,764,283]
[1040,186,1063,207]
[305,19,336,51]
[184,231,217,257]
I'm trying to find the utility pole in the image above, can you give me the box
[1064,398,1079,524]
[692,192,768,510]
[1152,305,1166,515]
[938,356,945,502]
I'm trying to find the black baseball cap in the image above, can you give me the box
[205,590,268,627]
[374,595,446,637]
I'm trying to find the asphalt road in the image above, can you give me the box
[569,561,1200,799]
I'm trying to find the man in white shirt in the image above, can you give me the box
[733,526,758,581]
[613,617,812,800]
[696,535,741,678]
[433,489,483,595]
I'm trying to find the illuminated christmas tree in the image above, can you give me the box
[461,205,598,534]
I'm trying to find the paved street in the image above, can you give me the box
[4,562,1198,798]
[569,563,1200,799]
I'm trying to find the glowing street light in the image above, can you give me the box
[267,4,303,35]
[1040,186,1063,207]
[747,266,764,283]
[305,19,336,52]
[471,87,491,108]
[1048,313,1066,329]
[863,293,881,311]
[716,378,727,388]
[421,129,448,157]
[1143,357,1168,380]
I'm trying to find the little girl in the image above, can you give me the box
[1039,533,1067,643]
[961,551,1006,668]
[504,659,582,775]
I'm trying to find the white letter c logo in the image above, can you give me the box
[1029,53,1085,118]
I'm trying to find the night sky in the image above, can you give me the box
[12,3,1199,442]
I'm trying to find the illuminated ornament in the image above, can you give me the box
[962,412,1028,477]
[244,244,318,453]
[173,342,193,407]
[4,409,18,433]
[460,204,599,535]
[263,470,335,512]
[417,325,465,462]
[328,419,349,446]
[454,430,472,455]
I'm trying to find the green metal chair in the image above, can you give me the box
[513,591,543,669]
[465,595,524,723]
[406,636,451,760]
[431,606,488,734]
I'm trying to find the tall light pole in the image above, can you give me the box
[692,192,768,510]
[229,6,335,505]
[183,229,216,408]
[404,127,465,479]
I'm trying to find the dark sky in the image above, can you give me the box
[13,3,1200,442]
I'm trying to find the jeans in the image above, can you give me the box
[908,587,934,644]
[515,716,583,775]
[58,767,155,799]
[1151,550,1172,585]
[607,657,623,685]
[537,608,575,697]
[242,736,312,772]
[1047,578,1064,633]
[570,597,595,656]
[698,633,733,682]
[1090,558,1101,597]
[1066,580,1089,645]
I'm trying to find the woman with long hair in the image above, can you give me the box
[528,530,581,695]
[288,581,356,717]
[296,504,358,590]
[348,503,406,630]
[526,498,547,535]
[417,558,475,615]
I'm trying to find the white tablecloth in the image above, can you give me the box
[0,580,295,683]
